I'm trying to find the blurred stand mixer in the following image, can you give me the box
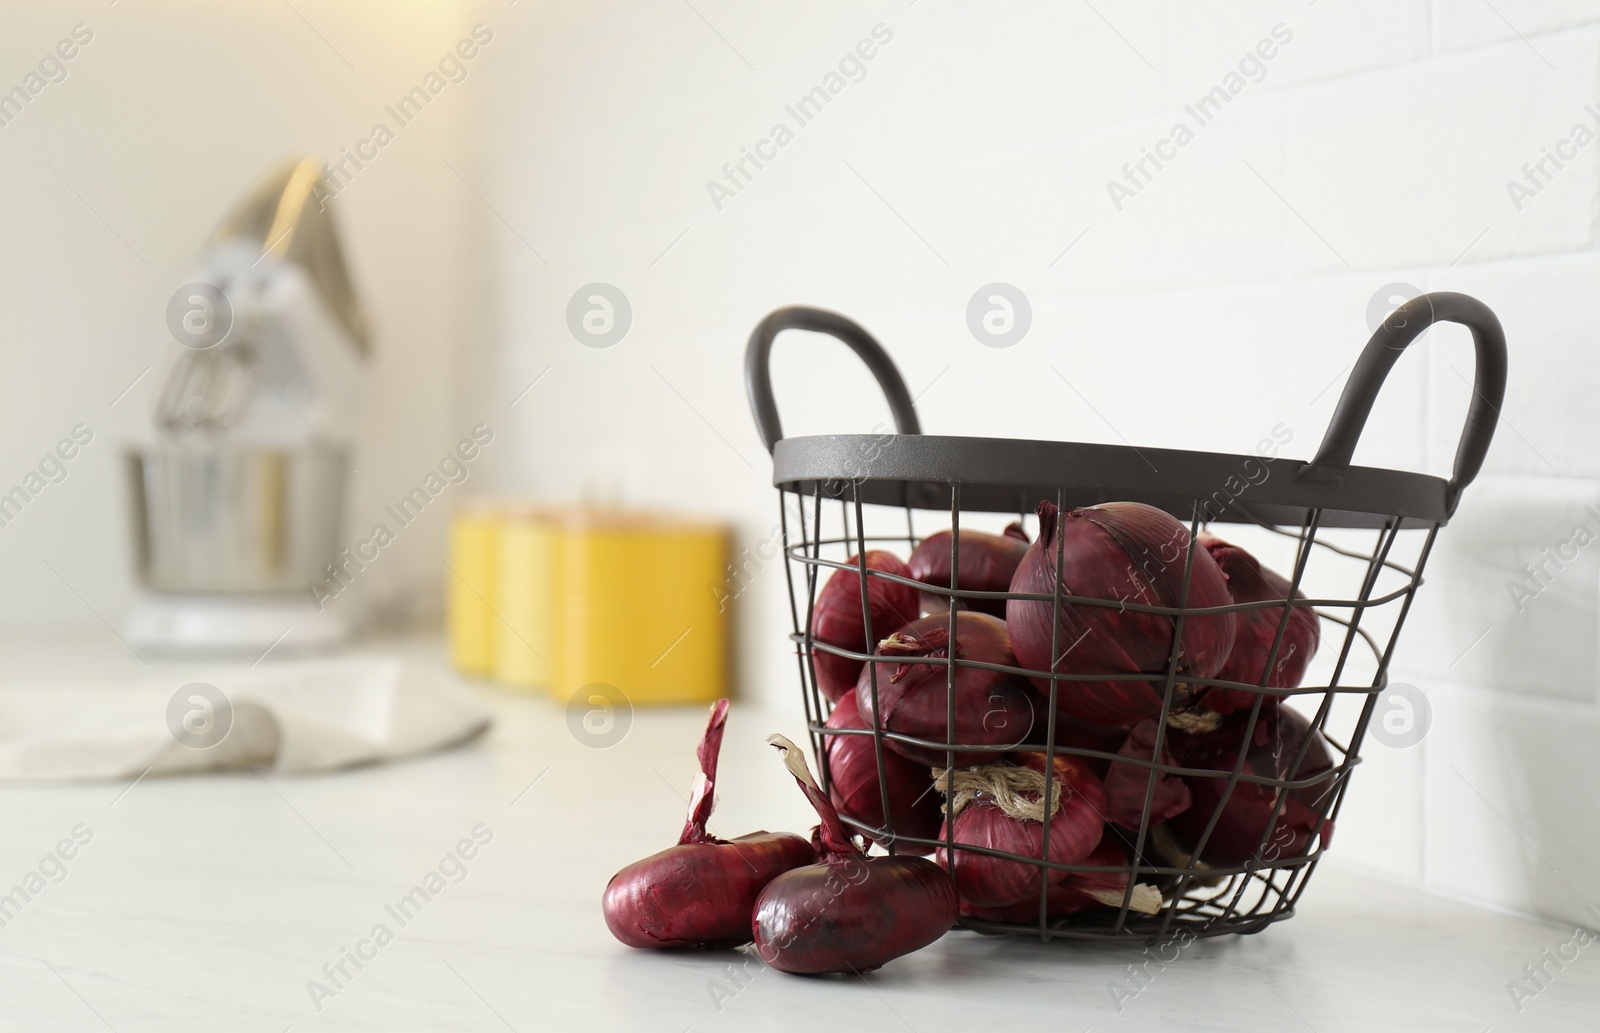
[124,156,368,653]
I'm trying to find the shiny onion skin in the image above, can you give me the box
[1197,534,1321,716]
[959,837,1162,921]
[754,736,957,975]
[809,552,920,702]
[1103,719,1192,830]
[823,691,942,854]
[1169,706,1336,867]
[935,755,1106,907]
[908,523,1030,617]
[1006,501,1236,728]
[855,611,1036,767]
[603,701,813,949]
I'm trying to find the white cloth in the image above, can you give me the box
[0,655,492,782]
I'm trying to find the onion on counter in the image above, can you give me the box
[907,523,1031,617]
[855,611,1036,767]
[1196,533,1321,715]
[1006,501,1236,728]
[809,551,920,702]
[934,754,1106,907]
[753,735,958,975]
[602,701,813,949]
[823,691,943,854]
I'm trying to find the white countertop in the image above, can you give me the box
[1,638,1596,1032]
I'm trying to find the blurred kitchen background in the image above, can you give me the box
[1,0,1595,934]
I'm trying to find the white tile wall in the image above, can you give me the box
[1286,28,1600,275]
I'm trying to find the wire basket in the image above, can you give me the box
[744,295,1506,942]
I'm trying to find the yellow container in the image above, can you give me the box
[553,511,728,706]
[446,505,500,675]
[492,509,561,692]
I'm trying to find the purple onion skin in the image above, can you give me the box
[824,691,942,854]
[935,754,1107,907]
[753,854,958,975]
[1170,706,1336,867]
[960,837,1134,921]
[604,833,817,948]
[855,611,1036,767]
[1104,719,1192,830]
[810,552,921,702]
[908,524,1030,617]
[1198,534,1320,715]
[758,735,957,975]
[603,701,814,949]
[1006,501,1236,728]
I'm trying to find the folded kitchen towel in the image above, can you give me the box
[0,655,492,782]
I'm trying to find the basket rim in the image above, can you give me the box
[771,432,1450,528]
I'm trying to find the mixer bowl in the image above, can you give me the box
[127,445,347,593]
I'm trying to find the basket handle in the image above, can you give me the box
[745,306,921,454]
[1304,291,1506,513]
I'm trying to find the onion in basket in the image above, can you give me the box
[809,551,920,702]
[907,523,1031,617]
[823,690,942,854]
[1169,705,1336,867]
[1195,533,1320,716]
[959,837,1163,921]
[933,755,1106,907]
[1006,501,1236,728]
[855,611,1036,767]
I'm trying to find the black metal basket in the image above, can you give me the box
[744,294,1506,942]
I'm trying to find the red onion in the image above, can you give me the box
[934,755,1106,907]
[753,735,957,975]
[823,691,942,854]
[1197,533,1320,715]
[960,837,1162,921]
[810,551,920,702]
[855,611,1036,767]
[1006,501,1236,728]
[1169,706,1336,867]
[1103,719,1192,830]
[603,701,813,949]
[908,523,1030,617]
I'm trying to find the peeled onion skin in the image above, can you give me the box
[810,552,921,702]
[823,691,942,854]
[1196,534,1321,716]
[855,611,1036,767]
[1006,501,1236,728]
[935,755,1107,908]
[1169,706,1336,868]
[754,736,957,975]
[908,523,1030,617]
[602,701,814,949]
